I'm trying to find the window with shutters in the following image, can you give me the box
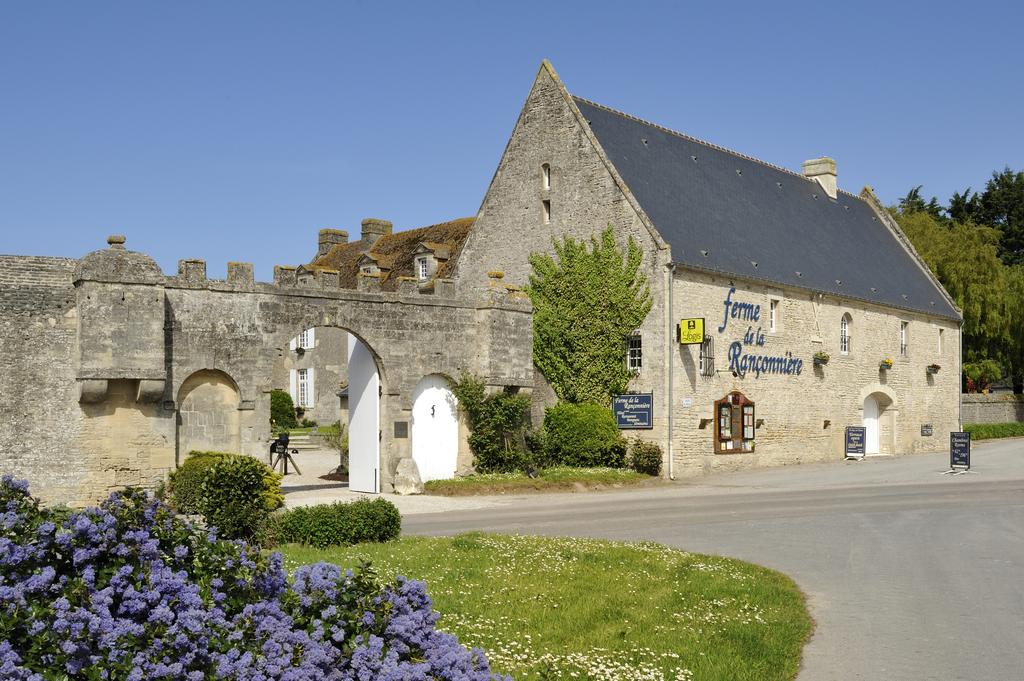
[297,368,314,408]
[714,391,755,454]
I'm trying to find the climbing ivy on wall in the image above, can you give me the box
[449,374,531,473]
[526,226,652,405]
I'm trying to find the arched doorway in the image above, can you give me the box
[177,370,241,460]
[346,333,380,493]
[862,389,896,455]
[411,375,459,482]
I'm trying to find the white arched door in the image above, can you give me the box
[864,395,880,455]
[411,375,458,482]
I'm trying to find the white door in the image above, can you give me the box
[347,334,379,493]
[411,375,459,482]
[864,395,880,455]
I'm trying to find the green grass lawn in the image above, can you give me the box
[279,534,812,680]
[424,466,658,495]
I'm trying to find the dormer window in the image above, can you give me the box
[416,257,429,281]
[361,265,374,275]
[541,163,551,190]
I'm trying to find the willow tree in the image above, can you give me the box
[526,226,652,404]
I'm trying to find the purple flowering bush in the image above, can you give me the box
[0,476,506,680]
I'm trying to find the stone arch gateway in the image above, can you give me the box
[0,238,532,506]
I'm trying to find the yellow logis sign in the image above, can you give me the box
[678,317,705,345]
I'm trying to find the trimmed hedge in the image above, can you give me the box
[543,402,626,468]
[166,451,228,514]
[963,422,1024,440]
[199,456,281,540]
[628,439,662,476]
[168,451,283,517]
[266,498,401,549]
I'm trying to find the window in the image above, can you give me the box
[541,163,551,190]
[698,335,715,377]
[293,328,315,351]
[938,328,944,355]
[840,314,851,355]
[627,334,642,371]
[361,266,374,275]
[296,368,314,408]
[416,257,429,281]
[542,199,551,224]
[900,321,908,356]
[714,391,755,453]
[769,299,779,332]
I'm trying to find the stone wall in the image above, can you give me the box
[0,256,87,503]
[0,244,533,506]
[663,270,961,477]
[961,393,1024,424]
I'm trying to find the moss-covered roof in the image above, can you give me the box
[309,217,474,291]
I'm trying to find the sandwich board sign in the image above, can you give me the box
[845,426,866,459]
[950,431,971,470]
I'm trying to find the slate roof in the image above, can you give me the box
[573,97,961,321]
[309,217,473,291]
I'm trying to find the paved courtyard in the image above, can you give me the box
[398,440,1024,681]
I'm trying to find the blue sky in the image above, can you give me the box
[1,1,1020,279]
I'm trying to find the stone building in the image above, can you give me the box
[0,60,965,505]
[456,61,962,476]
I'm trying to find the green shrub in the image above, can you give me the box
[300,417,318,428]
[628,439,663,476]
[271,389,298,430]
[450,374,532,473]
[543,402,626,468]
[269,498,401,549]
[964,422,1024,440]
[168,451,282,515]
[199,455,282,540]
[167,451,228,514]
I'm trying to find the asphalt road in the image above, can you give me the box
[404,440,1024,681]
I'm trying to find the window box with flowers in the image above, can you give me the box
[926,363,941,374]
[879,358,893,371]
[813,351,830,366]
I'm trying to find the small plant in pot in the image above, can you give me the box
[927,363,941,374]
[879,358,893,370]
[813,350,830,366]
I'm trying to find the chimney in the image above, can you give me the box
[317,229,348,257]
[360,218,393,244]
[802,157,837,200]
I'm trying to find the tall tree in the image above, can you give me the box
[897,211,1011,365]
[947,188,982,224]
[526,226,652,405]
[978,168,1024,264]
[898,186,945,221]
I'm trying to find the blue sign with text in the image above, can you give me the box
[950,432,971,469]
[845,426,866,458]
[613,393,653,429]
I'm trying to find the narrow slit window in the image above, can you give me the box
[542,199,551,224]
[699,335,715,377]
[900,321,908,356]
[627,334,642,371]
[840,314,851,355]
[769,299,778,332]
[938,328,944,355]
[541,163,551,190]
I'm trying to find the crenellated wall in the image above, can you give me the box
[0,239,533,506]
